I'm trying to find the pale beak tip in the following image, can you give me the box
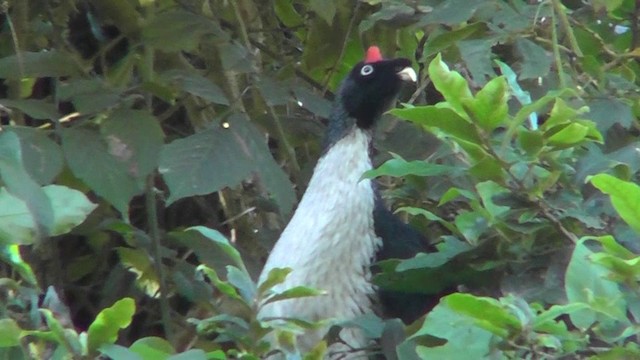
[398,67,417,82]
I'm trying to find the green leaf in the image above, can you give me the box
[40,309,75,350]
[101,109,165,181]
[363,155,460,179]
[565,238,627,330]
[263,286,325,306]
[129,337,174,359]
[186,226,247,274]
[0,99,59,120]
[424,23,486,57]
[159,114,294,215]
[518,129,544,156]
[0,131,53,236]
[0,245,38,285]
[0,188,38,245]
[0,185,96,245]
[457,39,495,85]
[309,0,336,25]
[454,211,488,245]
[510,89,575,131]
[226,265,256,303]
[465,76,509,131]
[258,267,293,296]
[117,248,159,296]
[589,174,640,233]
[391,106,481,145]
[532,303,589,332]
[515,39,552,79]
[197,265,242,301]
[396,207,459,235]
[421,0,483,25]
[162,70,229,105]
[395,237,472,271]
[58,78,123,114]
[9,127,63,184]
[167,350,207,360]
[469,156,504,182]
[87,298,136,353]
[0,319,22,347]
[476,181,510,220]
[587,98,634,132]
[409,299,493,359]
[45,185,97,235]
[0,51,79,79]
[142,9,225,52]
[99,344,143,360]
[542,98,588,130]
[546,123,589,147]
[274,0,305,28]
[444,293,522,337]
[62,128,140,217]
[427,54,473,118]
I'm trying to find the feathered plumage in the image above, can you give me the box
[258,46,428,356]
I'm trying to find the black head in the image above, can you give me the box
[337,46,416,129]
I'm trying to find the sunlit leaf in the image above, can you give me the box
[589,174,640,233]
[444,293,522,337]
[427,54,473,118]
[88,298,136,353]
[0,319,22,347]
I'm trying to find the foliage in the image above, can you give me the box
[1,0,640,359]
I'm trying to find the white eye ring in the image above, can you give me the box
[360,64,374,76]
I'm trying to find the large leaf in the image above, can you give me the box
[87,298,136,353]
[515,39,552,80]
[309,0,336,25]
[185,226,247,273]
[589,174,640,234]
[129,337,174,359]
[363,155,460,179]
[159,114,294,214]
[391,106,481,145]
[0,99,59,120]
[457,39,495,85]
[62,128,140,217]
[444,293,522,338]
[101,109,165,180]
[0,185,96,245]
[565,238,627,330]
[57,78,123,114]
[9,127,63,184]
[0,319,22,347]
[465,76,509,131]
[162,70,229,105]
[427,54,473,118]
[408,298,494,359]
[0,131,53,236]
[142,9,226,52]
[0,51,79,79]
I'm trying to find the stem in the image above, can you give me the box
[146,175,174,343]
[551,0,583,57]
[550,5,566,89]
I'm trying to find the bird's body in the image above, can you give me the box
[258,46,425,356]
[260,127,379,350]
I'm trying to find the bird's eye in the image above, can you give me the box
[360,65,374,76]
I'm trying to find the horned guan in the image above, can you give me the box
[258,46,431,356]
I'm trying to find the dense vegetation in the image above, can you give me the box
[1,0,640,358]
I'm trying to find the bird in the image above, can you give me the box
[258,46,430,357]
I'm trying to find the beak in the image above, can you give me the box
[397,67,417,82]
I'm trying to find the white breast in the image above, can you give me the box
[258,127,381,352]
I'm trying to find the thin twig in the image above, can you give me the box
[146,176,174,344]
